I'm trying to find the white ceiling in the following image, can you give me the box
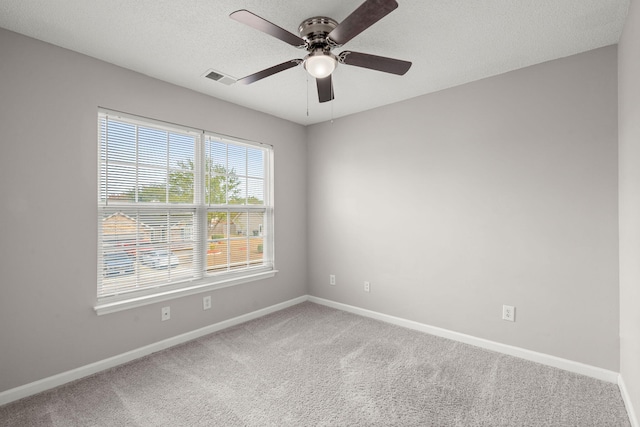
[0,0,630,125]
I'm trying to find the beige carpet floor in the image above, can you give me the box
[0,302,631,426]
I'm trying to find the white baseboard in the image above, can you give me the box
[0,294,623,408]
[620,375,639,427]
[0,295,307,406]
[308,296,620,384]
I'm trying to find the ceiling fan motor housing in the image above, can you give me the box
[298,17,339,49]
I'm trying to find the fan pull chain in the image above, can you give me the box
[331,98,334,124]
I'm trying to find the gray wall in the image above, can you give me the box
[0,28,307,393]
[0,25,624,395]
[307,46,620,370]
[619,0,640,416]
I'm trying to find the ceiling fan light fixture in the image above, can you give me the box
[304,52,337,79]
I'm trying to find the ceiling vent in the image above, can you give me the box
[203,69,236,85]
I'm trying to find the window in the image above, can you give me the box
[97,110,274,313]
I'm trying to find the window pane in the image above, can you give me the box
[247,178,264,204]
[247,211,264,237]
[205,139,228,205]
[167,211,196,282]
[230,210,248,236]
[249,237,264,265]
[208,140,227,170]
[168,133,195,204]
[228,176,247,205]
[207,239,228,272]
[169,133,195,168]
[248,210,265,265]
[247,148,264,178]
[169,170,194,203]
[205,209,266,273]
[138,127,167,167]
[106,164,136,202]
[138,167,166,203]
[99,209,197,298]
[205,173,227,205]
[225,175,242,204]
[208,211,229,239]
[203,137,267,207]
[105,121,136,164]
[228,145,246,176]
[207,211,228,272]
[229,210,249,268]
[229,237,249,270]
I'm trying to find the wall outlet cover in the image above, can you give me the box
[502,305,515,322]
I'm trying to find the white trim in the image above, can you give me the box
[308,296,620,383]
[0,295,306,406]
[1,295,625,408]
[620,375,640,427]
[95,270,277,315]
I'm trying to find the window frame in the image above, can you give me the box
[95,109,276,315]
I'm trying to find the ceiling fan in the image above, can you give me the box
[229,0,412,103]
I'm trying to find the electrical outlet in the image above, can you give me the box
[161,306,171,321]
[203,296,211,310]
[364,281,370,292]
[329,274,336,285]
[502,305,515,322]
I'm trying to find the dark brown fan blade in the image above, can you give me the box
[230,10,306,47]
[328,0,398,46]
[316,75,334,103]
[237,60,303,85]
[339,51,411,75]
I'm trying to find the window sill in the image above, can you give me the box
[94,270,278,315]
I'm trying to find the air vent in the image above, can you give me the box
[203,69,236,85]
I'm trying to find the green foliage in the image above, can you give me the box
[206,164,242,204]
[168,167,194,203]
[123,158,243,204]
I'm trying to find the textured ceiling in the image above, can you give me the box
[0,0,630,125]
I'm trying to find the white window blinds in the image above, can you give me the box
[97,110,273,301]
[204,136,272,275]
